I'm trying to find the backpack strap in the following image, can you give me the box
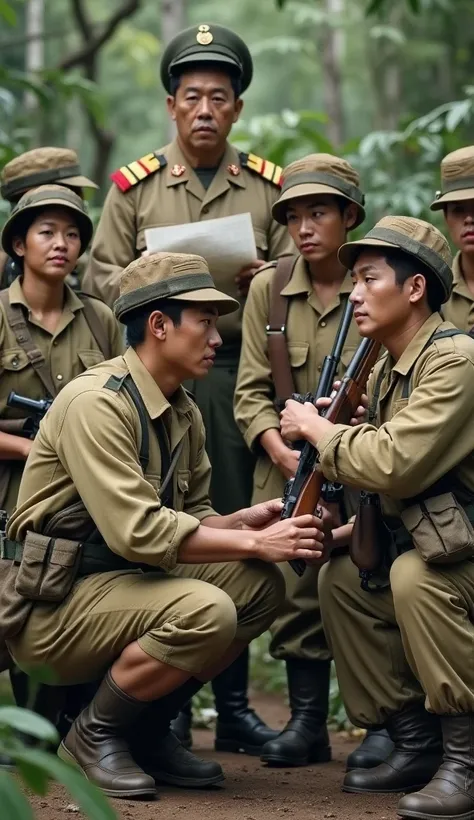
[79,294,113,360]
[0,290,57,398]
[266,255,298,410]
[401,328,466,399]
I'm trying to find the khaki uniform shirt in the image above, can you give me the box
[0,278,124,513]
[9,347,217,570]
[318,313,474,519]
[84,140,292,342]
[442,252,474,332]
[234,256,361,500]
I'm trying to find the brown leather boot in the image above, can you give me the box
[58,672,156,799]
[397,714,474,819]
[342,702,443,794]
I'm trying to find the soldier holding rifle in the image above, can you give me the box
[280,216,474,820]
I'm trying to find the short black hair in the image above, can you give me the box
[382,247,444,313]
[124,298,188,348]
[169,63,242,98]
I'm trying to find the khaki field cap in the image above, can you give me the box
[160,23,253,94]
[272,153,366,228]
[430,146,474,211]
[1,147,98,203]
[114,252,240,322]
[1,184,94,260]
[338,215,453,302]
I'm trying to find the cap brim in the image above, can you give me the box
[1,197,93,259]
[272,183,365,228]
[338,237,398,270]
[59,174,98,190]
[171,51,240,72]
[430,188,474,211]
[168,287,239,316]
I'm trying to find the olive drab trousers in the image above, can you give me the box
[318,551,474,727]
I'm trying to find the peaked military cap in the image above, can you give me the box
[1,184,93,260]
[272,153,365,228]
[338,215,453,302]
[114,251,240,322]
[1,147,97,203]
[430,146,474,210]
[160,23,253,94]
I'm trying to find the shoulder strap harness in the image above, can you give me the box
[110,151,168,193]
[0,290,57,398]
[266,255,299,410]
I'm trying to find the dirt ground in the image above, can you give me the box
[28,692,400,820]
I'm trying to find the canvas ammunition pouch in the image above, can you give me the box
[0,372,183,639]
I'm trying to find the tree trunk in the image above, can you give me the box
[320,0,345,148]
[24,0,44,130]
[161,0,188,142]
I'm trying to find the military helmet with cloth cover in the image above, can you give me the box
[430,146,474,211]
[160,23,253,94]
[338,215,453,303]
[272,153,366,228]
[114,252,239,322]
[1,184,94,260]
[1,147,97,203]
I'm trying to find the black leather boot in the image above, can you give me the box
[213,647,279,755]
[346,728,395,770]
[170,699,193,749]
[343,702,443,794]
[58,672,156,799]
[398,713,474,819]
[260,659,331,767]
[130,678,224,788]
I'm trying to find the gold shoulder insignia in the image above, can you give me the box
[110,152,167,192]
[240,152,283,187]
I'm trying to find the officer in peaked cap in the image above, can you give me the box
[83,22,293,756]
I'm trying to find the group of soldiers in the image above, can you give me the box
[0,19,473,820]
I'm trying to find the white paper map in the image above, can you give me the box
[145,212,257,277]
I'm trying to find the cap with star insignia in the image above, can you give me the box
[160,23,253,94]
[110,151,167,193]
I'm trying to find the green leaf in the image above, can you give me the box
[445,99,472,132]
[0,707,59,745]
[14,748,117,820]
[0,0,17,26]
[0,770,35,820]
[17,759,49,796]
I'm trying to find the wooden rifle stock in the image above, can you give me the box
[286,338,381,576]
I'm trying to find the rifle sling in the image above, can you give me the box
[267,255,298,409]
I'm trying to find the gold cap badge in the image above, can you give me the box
[196,24,213,46]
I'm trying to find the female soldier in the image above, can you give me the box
[0,184,123,728]
[235,153,393,771]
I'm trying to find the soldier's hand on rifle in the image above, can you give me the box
[316,381,368,426]
[252,513,324,563]
[241,498,283,530]
[308,505,334,566]
[280,399,333,445]
[235,259,266,297]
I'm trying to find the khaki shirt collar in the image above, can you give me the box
[451,252,474,302]
[123,346,193,420]
[392,312,444,377]
[9,277,84,315]
[165,139,246,197]
[280,256,352,297]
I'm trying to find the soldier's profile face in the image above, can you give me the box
[12,206,82,282]
[444,200,474,254]
[285,195,356,265]
[158,302,222,379]
[350,249,423,340]
[166,68,243,156]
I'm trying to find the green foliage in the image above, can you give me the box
[0,704,117,819]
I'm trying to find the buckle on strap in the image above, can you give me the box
[266,324,286,335]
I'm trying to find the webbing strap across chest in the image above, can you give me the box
[104,373,183,509]
[368,328,466,424]
[267,255,298,407]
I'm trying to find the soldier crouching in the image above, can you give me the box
[0,251,327,800]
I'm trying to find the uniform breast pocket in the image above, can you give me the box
[253,228,269,261]
[77,350,105,371]
[288,343,309,370]
[0,347,31,396]
[176,469,191,511]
